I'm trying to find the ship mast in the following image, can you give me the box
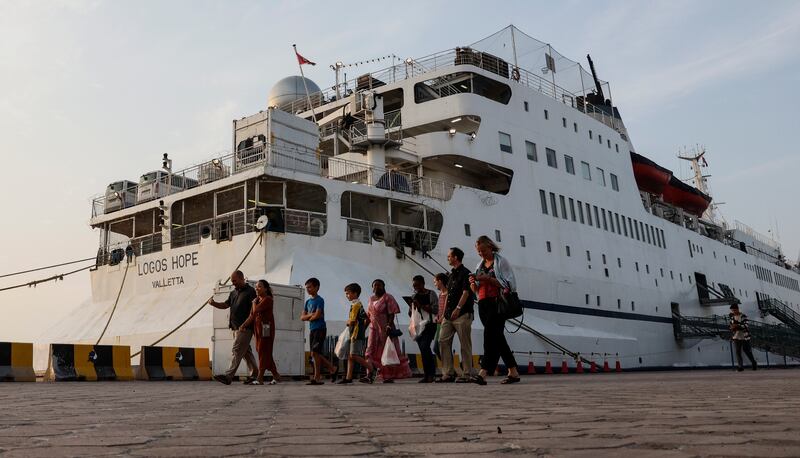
[678,146,717,223]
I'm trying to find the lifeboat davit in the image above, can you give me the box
[661,176,712,217]
[630,152,672,194]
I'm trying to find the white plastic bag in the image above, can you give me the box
[334,326,350,360]
[408,307,423,340]
[380,337,401,366]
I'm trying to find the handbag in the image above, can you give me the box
[261,321,271,338]
[498,286,523,320]
[409,307,433,342]
[387,310,403,337]
[334,326,350,360]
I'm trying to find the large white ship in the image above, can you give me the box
[48,26,800,372]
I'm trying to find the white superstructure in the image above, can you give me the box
[49,26,800,371]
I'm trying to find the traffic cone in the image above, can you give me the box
[615,353,622,373]
[603,353,611,373]
[590,354,598,373]
[527,353,535,375]
[576,355,584,374]
[560,353,569,374]
[544,352,553,374]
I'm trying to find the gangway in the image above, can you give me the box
[672,312,800,358]
[758,298,800,332]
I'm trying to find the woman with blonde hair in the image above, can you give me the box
[468,235,521,384]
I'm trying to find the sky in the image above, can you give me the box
[1,0,799,341]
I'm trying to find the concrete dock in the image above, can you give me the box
[1,370,799,457]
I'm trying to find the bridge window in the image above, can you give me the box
[414,71,511,104]
[341,191,442,251]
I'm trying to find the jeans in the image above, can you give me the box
[478,297,517,372]
[416,323,437,379]
[734,339,757,369]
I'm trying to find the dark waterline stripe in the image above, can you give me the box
[522,300,674,324]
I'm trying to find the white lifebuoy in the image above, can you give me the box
[511,67,521,81]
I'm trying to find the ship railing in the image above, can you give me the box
[275,48,623,132]
[91,141,456,217]
[344,217,440,252]
[95,207,328,266]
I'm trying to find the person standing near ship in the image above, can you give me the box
[729,304,757,371]
[437,247,474,383]
[301,277,339,385]
[240,279,280,385]
[409,275,439,383]
[468,236,521,384]
[209,270,258,385]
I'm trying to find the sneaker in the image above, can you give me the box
[213,374,231,385]
[242,376,256,384]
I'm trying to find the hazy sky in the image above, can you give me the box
[1,0,799,341]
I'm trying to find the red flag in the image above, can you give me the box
[295,50,316,66]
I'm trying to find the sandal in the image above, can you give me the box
[268,380,278,385]
[469,374,487,385]
[501,376,521,384]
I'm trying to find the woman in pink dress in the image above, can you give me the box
[366,279,412,383]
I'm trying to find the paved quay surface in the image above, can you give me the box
[1,370,799,457]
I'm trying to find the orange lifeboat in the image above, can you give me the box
[630,152,672,195]
[661,176,712,217]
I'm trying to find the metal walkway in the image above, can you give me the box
[672,312,800,358]
[758,298,800,332]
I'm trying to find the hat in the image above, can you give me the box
[729,303,739,310]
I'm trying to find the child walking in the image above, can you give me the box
[300,277,338,385]
[336,283,377,384]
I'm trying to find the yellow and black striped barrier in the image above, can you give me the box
[0,342,36,382]
[45,344,133,381]
[136,346,212,381]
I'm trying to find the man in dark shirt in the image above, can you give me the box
[209,270,258,384]
[437,247,474,383]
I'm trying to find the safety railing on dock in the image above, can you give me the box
[672,312,800,358]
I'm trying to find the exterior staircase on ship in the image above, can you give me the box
[758,297,800,332]
[672,312,800,359]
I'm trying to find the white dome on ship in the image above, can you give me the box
[268,76,321,107]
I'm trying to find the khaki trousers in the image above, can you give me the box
[225,329,258,379]
[439,312,473,377]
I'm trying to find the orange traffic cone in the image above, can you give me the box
[576,355,584,374]
[615,353,622,373]
[544,352,553,374]
[590,355,598,373]
[560,353,569,374]
[603,353,611,373]
[527,353,535,375]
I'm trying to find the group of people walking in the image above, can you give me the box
[212,235,522,385]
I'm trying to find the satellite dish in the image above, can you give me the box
[255,215,269,231]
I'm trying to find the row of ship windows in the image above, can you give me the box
[692,240,800,293]
[538,189,666,249]
[745,262,800,292]
[457,225,790,308]
[522,102,621,153]
[498,132,620,191]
